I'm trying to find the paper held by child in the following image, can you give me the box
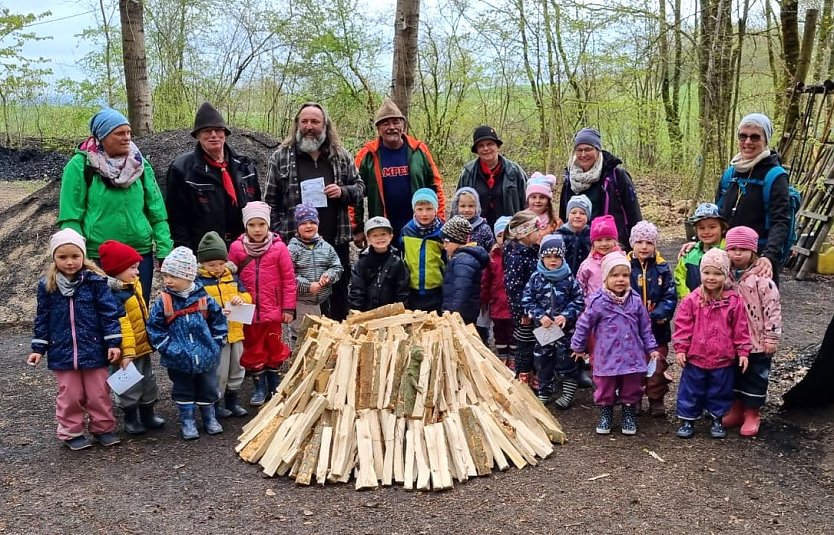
[534,323,564,346]
[646,357,657,377]
[226,303,256,324]
[107,361,144,395]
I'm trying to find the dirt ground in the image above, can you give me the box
[0,138,833,533]
[1,239,833,534]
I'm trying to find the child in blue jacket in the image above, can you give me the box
[556,194,592,276]
[28,229,122,450]
[146,247,228,441]
[627,221,678,416]
[441,216,489,323]
[522,234,584,407]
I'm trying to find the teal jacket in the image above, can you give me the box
[58,151,173,259]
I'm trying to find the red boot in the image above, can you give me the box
[740,408,761,437]
[722,400,745,428]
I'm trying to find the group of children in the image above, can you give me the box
[29,174,780,449]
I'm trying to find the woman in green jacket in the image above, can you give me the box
[58,108,173,303]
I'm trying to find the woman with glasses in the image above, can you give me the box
[714,113,790,285]
[558,128,642,250]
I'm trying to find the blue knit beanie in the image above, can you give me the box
[539,234,566,258]
[294,203,320,227]
[738,113,773,144]
[493,215,511,237]
[412,188,439,210]
[89,108,130,140]
[573,128,602,150]
[566,194,592,217]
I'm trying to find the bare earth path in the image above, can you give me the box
[1,241,832,534]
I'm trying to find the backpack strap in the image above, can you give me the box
[83,163,95,188]
[760,166,788,230]
[238,255,255,272]
[162,294,209,324]
[161,292,175,323]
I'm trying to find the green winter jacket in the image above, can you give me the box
[674,239,725,299]
[58,151,173,259]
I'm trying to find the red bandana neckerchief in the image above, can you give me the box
[479,158,502,189]
[203,154,238,206]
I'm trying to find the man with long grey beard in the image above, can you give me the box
[264,102,364,321]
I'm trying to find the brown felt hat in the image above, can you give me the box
[374,97,406,126]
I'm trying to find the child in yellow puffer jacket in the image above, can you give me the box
[196,231,252,419]
[99,240,165,435]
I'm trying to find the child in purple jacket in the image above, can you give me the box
[571,252,660,436]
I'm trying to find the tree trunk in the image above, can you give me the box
[814,0,833,81]
[783,8,819,138]
[120,0,153,135]
[780,0,801,130]
[391,0,420,121]
[659,0,683,169]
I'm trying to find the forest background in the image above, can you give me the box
[0,0,830,200]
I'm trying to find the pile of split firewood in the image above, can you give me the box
[235,304,566,491]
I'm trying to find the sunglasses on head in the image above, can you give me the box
[737,133,762,142]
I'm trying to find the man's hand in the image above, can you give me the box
[323,184,342,199]
[750,256,774,279]
[678,242,695,259]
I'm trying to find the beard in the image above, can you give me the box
[296,129,326,153]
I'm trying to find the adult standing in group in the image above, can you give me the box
[264,102,364,322]
[716,113,791,286]
[58,108,172,304]
[457,125,528,228]
[354,97,446,242]
[559,128,642,250]
[165,102,261,252]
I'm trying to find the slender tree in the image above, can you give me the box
[392,0,420,120]
[120,0,153,135]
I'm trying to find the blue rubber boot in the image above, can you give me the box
[176,403,200,440]
[249,374,267,406]
[198,403,224,435]
[264,369,281,401]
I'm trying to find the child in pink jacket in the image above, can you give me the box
[722,226,781,437]
[228,201,297,406]
[673,248,751,440]
[577,215,622,299]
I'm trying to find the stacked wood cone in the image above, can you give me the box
[236,304,567,491]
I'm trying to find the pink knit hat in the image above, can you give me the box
[601,252,630,283]
[590,215,617,242]
[629,220,659,247]
[700,248,730,278]
[526,181,553,200]
[725,226,759,252]
[242,201,271,226]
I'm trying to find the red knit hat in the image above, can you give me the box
[98,240,142,277]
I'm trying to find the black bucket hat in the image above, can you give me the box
[471,125,503,153]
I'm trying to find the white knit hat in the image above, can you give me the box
[161,246,198,281]
[49,228,86,258]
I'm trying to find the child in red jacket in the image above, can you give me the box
[228,201,297,406]
[481,216,513,367]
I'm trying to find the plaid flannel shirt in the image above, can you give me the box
[264,143,364,245]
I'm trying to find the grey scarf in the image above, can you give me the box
[568,153,604,193]
[56,273,81,297]
[171,283,196,299]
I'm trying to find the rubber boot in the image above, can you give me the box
[214,399,233,419]
[249,374,267,406]
[709,416,727,439]
[739,408,761,437]
[224,390,249,417]
[198,403,224,435]
[264,369,281,401]
[676,419,695,438]
[621,404,637,435]
[596,405,613,434]
[138,402,166,429]
[176,403,200,440]
[553,378,578,410]
[576,359,594,389]
[506,346,517,371]
[121,405,146,435]
[722,399,745,428]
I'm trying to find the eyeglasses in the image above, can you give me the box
[574,147,597,155]
[737,133,762,142]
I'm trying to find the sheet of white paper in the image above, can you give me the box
[533,324,564,346]
[300,177,328,208]
[476,308,492,328]
[645,357,657,377]
[107,361,144,395]
[226,303,256,324]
